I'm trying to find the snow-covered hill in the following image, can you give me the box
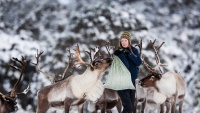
[0,0,199,112]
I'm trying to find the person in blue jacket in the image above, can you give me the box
[114,31,142,113]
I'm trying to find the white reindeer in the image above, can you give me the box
[139,71,186,113]
[134,79,167,113]
[138,39,186,113]
[134,79,147,113]
[34,45,112,113]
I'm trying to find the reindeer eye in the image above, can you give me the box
[94,62,100,66]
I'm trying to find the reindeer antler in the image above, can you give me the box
[105,41,115,58]
[9,56,27,97]
[136,39,167,74]
[0,56,30,113]
[85,46,102,63]
[32,49,53,80]
[135,39,156,72]
[135,39,142,56]
[149,39,167,73]
[61,48,74,79]
[93,46,103,61]
[72,44,90,67]
[72,44,104,68]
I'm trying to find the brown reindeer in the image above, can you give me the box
[34,44,112,113]
[134,39,168,113]
[87,88,122,113]
[72,42,121,113]
[86,42,122,113]
[0,56,29,113]
[138,40,186,113]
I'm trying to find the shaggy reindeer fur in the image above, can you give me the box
[43,68,105,106]
[36,58,112,113]
[156,71,177,98]
[71,68,104,101]
[140,71,186,113]
[87,88,122,113]
[134,79,147,113]
[134,79,167,113]
[144,87,166,113]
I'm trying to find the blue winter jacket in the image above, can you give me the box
[114,46,142,85]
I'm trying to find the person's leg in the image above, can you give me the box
[130,89,135,108]
[117,90,133,113]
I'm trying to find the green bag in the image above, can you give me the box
[104,55,135,90]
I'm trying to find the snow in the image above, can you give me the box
[0,0,200,113]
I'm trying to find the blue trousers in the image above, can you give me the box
[117,89,135,113]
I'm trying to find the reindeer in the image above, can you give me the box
[34,44,112,113]
[134,79,146,113]
[138,40,186,113]
[85,42,122,113]
[87,88,122,113]
[134,39,167,113]
[0,56,29,113]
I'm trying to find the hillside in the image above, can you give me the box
[0,0,199,112]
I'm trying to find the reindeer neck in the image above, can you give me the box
[70,67,104,99]
[156,73,177,97]
[82,67,102,79]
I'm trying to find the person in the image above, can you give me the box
[114,31,142,113]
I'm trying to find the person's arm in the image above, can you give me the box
[114,49,129,68]
[127,46,142,66]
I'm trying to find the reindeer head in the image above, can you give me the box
[90,58,112,72]
[137,39,167,88]
[73,44,113,73]
[0,56,29,113]
[139,72,162,87]
[0,96,17,112]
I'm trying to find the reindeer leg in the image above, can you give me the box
[78,103,84,113]
[64,105,70,113]
[106,109,112,113]
[117,98,122,113]
[133,100,138,113]
[141,99,146,113]
[93,110,98,113]
[171,95,177,113]
[36,99,49,113]
[144,105,149,113]
[101,103,107,113]
[64,101,70,113]
[166,101,171,113]
[36,94,50,113]
[160,104,164,113]
[179,100,184,113]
